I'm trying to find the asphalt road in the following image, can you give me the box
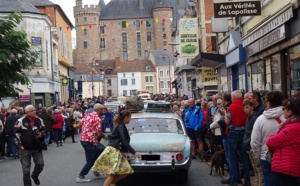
[0,136,224,186]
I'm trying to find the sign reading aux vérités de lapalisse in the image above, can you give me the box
[213,0,261,18]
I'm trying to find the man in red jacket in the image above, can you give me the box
[222,90,250,186]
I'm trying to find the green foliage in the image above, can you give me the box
[0,12,37,98]
[181,44,197,54]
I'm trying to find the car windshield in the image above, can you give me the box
[127,118,184,134]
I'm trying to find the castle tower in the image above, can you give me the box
[74,0,101,63]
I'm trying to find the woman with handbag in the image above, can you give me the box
[92,110,140,186]
[266,99,300,186]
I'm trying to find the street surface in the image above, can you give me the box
[0,136,224,186]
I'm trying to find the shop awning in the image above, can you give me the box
[175,64,195,74]
[191,52,225,68]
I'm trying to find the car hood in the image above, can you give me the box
[130,133,188,152]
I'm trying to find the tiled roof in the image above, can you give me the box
[0,0,44,14]
[74,59,116,75]
[25,0,56,6]
[149,50,174,66]
[119,60,156,73]
[100,0,189,20]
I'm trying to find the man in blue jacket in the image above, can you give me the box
[184,98,204,159]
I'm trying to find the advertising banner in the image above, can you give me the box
[202,68,218,85]
[213,0,261,18]
[179,18,199,57]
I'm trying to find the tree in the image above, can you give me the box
[0,12,37,99]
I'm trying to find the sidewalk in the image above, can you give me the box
[205,159,255,186]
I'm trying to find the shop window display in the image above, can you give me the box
[289,44,300,95]
[271,54,282,91]
[251,61,265,91]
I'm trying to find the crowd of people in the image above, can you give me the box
[0,90,300,186]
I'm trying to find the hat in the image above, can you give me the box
[93,104,105,110]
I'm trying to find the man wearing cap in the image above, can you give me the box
[76,104,108,183]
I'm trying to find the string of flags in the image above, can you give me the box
[47,17,180,31]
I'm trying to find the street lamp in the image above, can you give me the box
[162,54,172,94]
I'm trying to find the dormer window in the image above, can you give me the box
[146,65,151,71]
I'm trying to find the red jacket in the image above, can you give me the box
[228,98,247,127]
[202,109,208,126]
[266,120,300,177]
[52,114,64,129]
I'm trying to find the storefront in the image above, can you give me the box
[245,6,300,97]
[225,41,248,92]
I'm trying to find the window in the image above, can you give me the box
[107,79,111,86]
[211,36,217,52]
[84,41,88,48]
[145,86,153,93]
[132,73,134,77]
[121,79,128,85]
[123,90,127,96]
[271,54,282,91]
[137,43,141,49]
[146,20,151,27]
[76,18,78,22]
[100,38,105,48]
[145,76,153,82]
[100,26,105,34]
[160,81,164,88]
[131,78,135,85]
[123,51,128,60]
[251,61,265,91]
[167,81,171,88]
[163,34,167,39]
[138,50,141,57]
[136,20,140,27]
[137,32,141,42]
[84,29,87,35]
[163,41,167,46]
[146,65,151,71]
[147,32,151,41]
[144,50,149,59]
[238,63,245,90]
[84,17,87,21]
[122,21,126,28]
[167,70,170,77]
[122,33,127,42]
[130,90,136,95]
[123,43,127,49]
[160,71,164,77]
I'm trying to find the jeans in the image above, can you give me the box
[79,141,101,177]
[260,159,279,186]
[228,129,250,184]
[53,129,62,145]
[44,130,52,145]
[20,149,44,186]
[222,138,230,169]
[9,134,18,157]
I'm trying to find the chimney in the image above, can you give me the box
[115,57,121,69]
[178,0,182,7]
[139,0,144,9]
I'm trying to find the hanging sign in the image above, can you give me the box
[213,0,261,18]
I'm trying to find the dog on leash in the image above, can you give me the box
[209,145,225,176]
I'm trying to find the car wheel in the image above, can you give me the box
[176,169,188,184]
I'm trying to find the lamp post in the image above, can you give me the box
[162,54,172,94]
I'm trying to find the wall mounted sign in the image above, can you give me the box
[213,0,261,18]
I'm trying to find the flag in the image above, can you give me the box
[89,25,92,29]
[59,27,62,31]
[81,26,84,30]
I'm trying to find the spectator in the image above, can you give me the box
[249,91,265,115]
[266,99,300,186]
[210,99,224,148]
[52,109,64,147]
[38,108,53,145]
[222,90,250,186]
[251,91,285,186]
[243,100,263,186]
[3,109,19,159]
[85,103,94,115]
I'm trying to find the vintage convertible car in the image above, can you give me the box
[123,110,192,183]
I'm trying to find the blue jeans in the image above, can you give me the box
[79,141,101,177]
[9,135,18,157]
[53,129,62,145]
[228,129,250,184]
[223,138,230,168]
[44,130,52,144]
[260,159,279,186]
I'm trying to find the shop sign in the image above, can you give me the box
[247,25,286,57]
[19,95,30,102]
[213,0,261,18]
[179,18,199,57]
[242,7,293,47]
[202,68,218,85]
[226,47,239,67]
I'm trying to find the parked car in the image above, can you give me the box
[104,102,121,114]
[123,110,192,183]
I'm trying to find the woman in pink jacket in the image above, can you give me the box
[266,99,300,186]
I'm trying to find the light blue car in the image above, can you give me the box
[123,112,192,184]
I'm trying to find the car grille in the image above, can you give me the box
[141,155,160,161]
